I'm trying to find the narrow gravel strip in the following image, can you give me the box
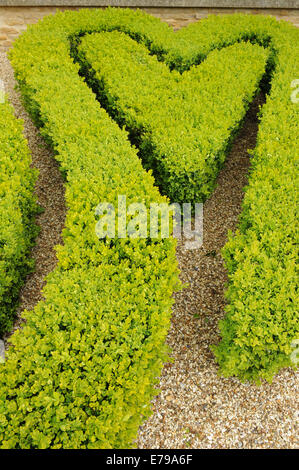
[0,52,66,346]
[137,95,299,449]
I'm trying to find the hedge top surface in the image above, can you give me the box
[77,30,268,202]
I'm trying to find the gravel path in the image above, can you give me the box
[0,51,298,449]
[0,52,66,345]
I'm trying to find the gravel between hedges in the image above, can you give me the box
[0,51,298,449]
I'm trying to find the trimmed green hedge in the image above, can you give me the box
[77,31,267,203]
[0,100,38,337]
[164,12,299,382]
[0,9,180,450]
[171,14,299,382]
[0,8,298,448]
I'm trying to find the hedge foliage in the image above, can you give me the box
[0,100,38,337]
[1,9,180,450]
[77,31,267,203]
[0,8,298,448]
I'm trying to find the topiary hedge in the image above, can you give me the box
[77,31,268,203]
[0,8,298,448]
[0,99,38,337]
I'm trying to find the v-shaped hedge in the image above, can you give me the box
[77,31,267,203]
[0,8,298,448]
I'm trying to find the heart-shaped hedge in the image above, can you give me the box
[0,8,298,449]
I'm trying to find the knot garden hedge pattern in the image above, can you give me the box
[0,8,298,448]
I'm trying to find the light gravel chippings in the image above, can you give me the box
[0,50,298,449]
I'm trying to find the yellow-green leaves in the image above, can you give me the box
[2,8,179,450]
[0,101,38,336]
[78,31,267,204]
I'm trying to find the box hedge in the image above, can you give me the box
[0,8,298,448]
